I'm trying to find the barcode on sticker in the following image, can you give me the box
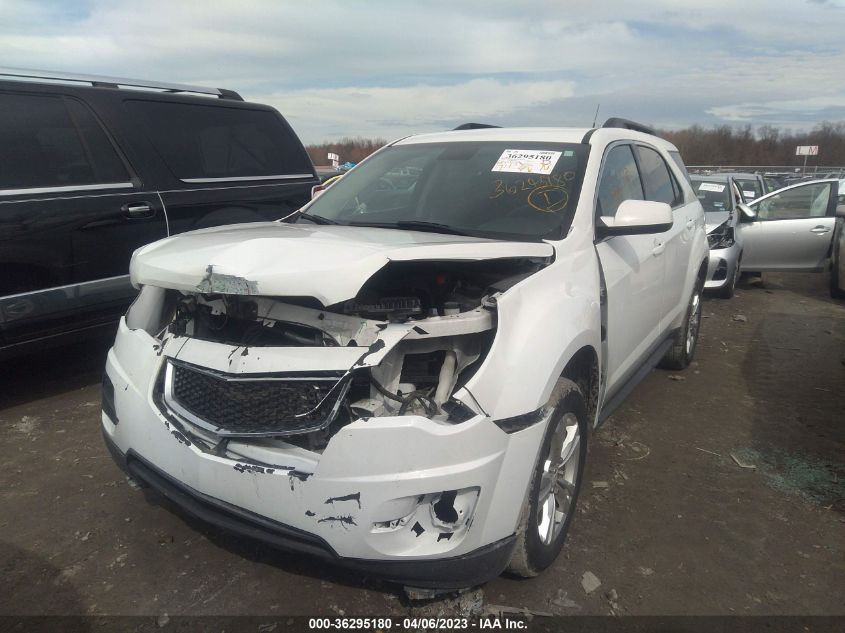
[492,149,562,175]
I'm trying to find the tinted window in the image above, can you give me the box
[0,93,127,190]
[597,145,643,217]
[126,101,313,180]
[756,182,831,220]
[637,146,678,206]
[65,100,129,183]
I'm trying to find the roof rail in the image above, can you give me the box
[452,122,501,130]
[601,117,656,136]
[0,67,243,100]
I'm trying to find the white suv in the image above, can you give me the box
[102,119,708,590]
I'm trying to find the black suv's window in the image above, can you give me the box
[597,144,644,217]
[0,93,128,191]
[126,101,313,181]
[637,146,680,206]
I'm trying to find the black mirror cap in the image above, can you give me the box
[595,218,674,238]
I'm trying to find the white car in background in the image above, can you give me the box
[102,119,707,589]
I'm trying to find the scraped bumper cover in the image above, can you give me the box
[103,430,515,589]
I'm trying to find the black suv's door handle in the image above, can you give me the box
[122,202,155,219]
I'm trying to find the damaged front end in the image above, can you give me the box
[104,251,553,586]
[131,257,544,450]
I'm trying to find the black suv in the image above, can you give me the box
[0,68,318,358]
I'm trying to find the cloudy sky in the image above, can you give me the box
[2,0,844,144]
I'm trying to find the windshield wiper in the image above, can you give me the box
[347,220,476,237]
[296,212,339,225]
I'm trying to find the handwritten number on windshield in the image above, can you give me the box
[489,172,573,212]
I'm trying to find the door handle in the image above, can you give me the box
[810,225,831,234]
[122,202,155,219]
[652,239,666,256]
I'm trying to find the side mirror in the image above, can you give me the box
[738,203,757,221]
[597,200,673,237]
[836,204,845,218]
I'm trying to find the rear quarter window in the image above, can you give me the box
[668,150,693,186]
[125,100,313,181]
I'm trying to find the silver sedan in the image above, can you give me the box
[692,175,745,298]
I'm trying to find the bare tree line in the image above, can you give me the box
[661,122,845,167]
[307,122,845,167]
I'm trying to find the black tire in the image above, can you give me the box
[830,262,845,299]
[507,378,588,577]
[714,257,740,299]
[659,278,703,370]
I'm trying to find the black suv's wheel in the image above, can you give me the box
[659,279,703,370]
[507,378,587,577]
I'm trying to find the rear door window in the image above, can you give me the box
[0,93,129,191]
[126,100,313,181]
[636,146,680,206]
[597,144,644,217]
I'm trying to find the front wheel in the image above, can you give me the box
[659,279,703,370]
[507,378,588,577]
[714,257,740,299]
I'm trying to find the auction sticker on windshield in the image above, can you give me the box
[492,149,562,175]
[698,182,725,192]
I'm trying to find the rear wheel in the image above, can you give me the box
[830,261,845,299]
[507,379,587,577]
[659,279,703,370]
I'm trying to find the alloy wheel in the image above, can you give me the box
[536,413,581,544]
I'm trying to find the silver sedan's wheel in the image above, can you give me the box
[536,412,581,545]
[507,379,588,578]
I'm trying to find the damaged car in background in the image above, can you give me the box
[103,119,707,590]
[691,174,751,298]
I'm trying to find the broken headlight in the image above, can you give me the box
[125,286,177,337]
[707,225,735,250]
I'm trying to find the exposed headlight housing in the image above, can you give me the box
[125,286,177,337]
[707,225,735,249]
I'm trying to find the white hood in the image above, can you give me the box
[130,221,554,305]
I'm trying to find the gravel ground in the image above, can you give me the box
[1,272,843,618]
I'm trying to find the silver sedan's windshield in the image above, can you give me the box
[693,179,732,214]
[300,141,590,240]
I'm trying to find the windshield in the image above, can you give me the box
[300,141,590,240]
[693,180,732,214]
